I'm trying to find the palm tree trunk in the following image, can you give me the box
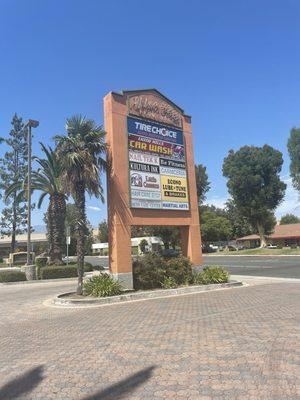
[75,182,86,295]
[48,194,66,265]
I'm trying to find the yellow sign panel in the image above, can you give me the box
[161,176,189,202]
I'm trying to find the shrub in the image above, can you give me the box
[133,253,193,290]
[84,274,123,297]
[36,257,48,268]
[40,265,78,279]
[161,276,178,289]
[133,252,166,290]
[193,266,229,285]
[83,262,93,272]
[165,257,193,286]
[92,265,105,271]
[0,270,26,282]
[0,256,3,263]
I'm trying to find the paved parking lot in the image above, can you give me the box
[0,278,299,399]
[84,255,300,279]
[204,255,300,279]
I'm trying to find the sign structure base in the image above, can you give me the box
[111,272,133,290]
[104,89,203,288]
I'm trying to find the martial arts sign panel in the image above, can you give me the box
[128,116,189,210]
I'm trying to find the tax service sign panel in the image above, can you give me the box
[127,116,189,210]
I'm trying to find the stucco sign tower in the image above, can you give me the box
[104,89,202,288]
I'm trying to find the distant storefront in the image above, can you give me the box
[92,236,164,256]
[237,223,300,248]
[0,233,48,256]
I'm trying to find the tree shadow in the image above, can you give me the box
[0,365,44,399]
[81,365,156,400]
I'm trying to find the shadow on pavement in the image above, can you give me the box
[81,365,156,400]
[0,365,44,399]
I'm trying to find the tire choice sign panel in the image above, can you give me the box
[128,116,189,210]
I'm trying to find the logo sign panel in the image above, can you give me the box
[128,116,183,144]
[130,171,161,191]
[128,94,183,128]
[127,117,189,210]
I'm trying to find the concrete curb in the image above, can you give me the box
[52,280,243,307]
[205,254,300,257]
[231,274,300,283]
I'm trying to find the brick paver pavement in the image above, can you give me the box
[0,280,299,399]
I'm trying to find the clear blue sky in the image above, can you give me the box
[1,0,300,226]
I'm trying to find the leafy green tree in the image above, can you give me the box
[224,199,253,239]
[0,114,28,253]
[150,227,180,250]
[98,219,108,243]
[200,204,227,218]
[64,203,95,256]
[6,144,66,264]
[131,226,150,238]
[223,145,286,247]
[139,239,148,254]
[195,164,210,204]
[287,128,300,192]
[64,204,79,256]
[55,115,106,294]
[280,214,300,225]
[200,209,232,244]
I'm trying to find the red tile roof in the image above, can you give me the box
[237,223,300,241]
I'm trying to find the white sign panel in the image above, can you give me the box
[131,189,161,201]
[160,166,186,177]
[130,170,161,192]
[131,199,162,209]
[129,150,159,166]
[162,202,189,210]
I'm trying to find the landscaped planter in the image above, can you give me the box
[52,280,243,307]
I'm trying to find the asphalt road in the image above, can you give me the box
[81,255,300,279]
[203,255,300,279]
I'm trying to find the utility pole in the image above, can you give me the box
[25,119,39,265]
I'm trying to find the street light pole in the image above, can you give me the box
[26,119,39,266]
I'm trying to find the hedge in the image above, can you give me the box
[39,263,94,280]
[40,265,78,279]
[0,270,27,282]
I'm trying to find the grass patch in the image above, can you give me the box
[210,247,300,256]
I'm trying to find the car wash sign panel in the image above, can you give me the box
[128,116,189,210]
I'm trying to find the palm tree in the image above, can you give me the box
[5,143,67,265]
[54,115,106,294]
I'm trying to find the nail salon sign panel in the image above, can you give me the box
[128,116,189,210]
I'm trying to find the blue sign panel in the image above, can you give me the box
[127,116,184,145]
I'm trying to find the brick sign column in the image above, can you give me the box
[104,89,202,288]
